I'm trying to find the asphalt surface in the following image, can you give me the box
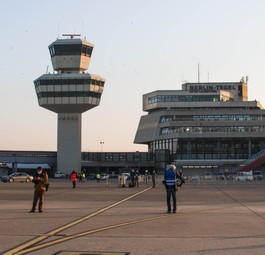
[0,178,265,255]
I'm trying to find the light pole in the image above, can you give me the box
[136,151,140,172]
[99,142,104,173]
[100,142,104,152]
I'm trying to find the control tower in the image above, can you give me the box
[34,34,105,173]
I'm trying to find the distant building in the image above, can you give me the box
[0,164,9,177]
[134,78,265,173]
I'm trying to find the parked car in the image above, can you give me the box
[87,174,96,180]
[215,173,225,180]
[191,174,200,181]
[100,174,109,180]
[253,171,263,180]
[235,171,253,181]
[122,172,131,181]
[54,172,64,178]
[204,172,212,180]
[1,172,33,183]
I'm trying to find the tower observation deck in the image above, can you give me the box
[34,34,105,173]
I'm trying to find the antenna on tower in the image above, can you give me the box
[46,65,49,74]
[62,34,81,39]
[57,22,60,39]
[198,62,200,83]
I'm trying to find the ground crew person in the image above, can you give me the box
[164,165,178,213]
[96,173,100,182]
[130,169,136,187]
[144,169,149,184]
[71,170,78,188]
[29,166,48,213]
[135,169,139,187]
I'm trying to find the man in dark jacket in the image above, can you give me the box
[164,165,182,213]
[29,166,48,213]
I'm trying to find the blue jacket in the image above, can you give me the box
[165,169,176,187]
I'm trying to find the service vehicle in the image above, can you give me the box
[235,171,253,181]
[253,171,262,180]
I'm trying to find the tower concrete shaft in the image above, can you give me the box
[57,113,81,173]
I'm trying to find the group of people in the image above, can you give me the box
[122,169,157,188]
[29,164,184,214]
[70,170,88,188]
[129,169,139,187]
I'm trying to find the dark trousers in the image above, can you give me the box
[131,176,135,187]
[135,176,139,187]
[32,190,45,211]
[72,181,76,188]
[166,186,176,212]
[152,175,156,188]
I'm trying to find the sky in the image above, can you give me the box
[1,0,265,153]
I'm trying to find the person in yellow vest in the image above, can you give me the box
[96,173,100,182]
[82,173,86,182]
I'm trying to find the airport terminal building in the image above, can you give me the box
[134,78,265,174]
[2,78,265,176]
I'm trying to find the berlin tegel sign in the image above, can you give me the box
[189,84,236,92]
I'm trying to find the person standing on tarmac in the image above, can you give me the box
[144,169,149,184]
[29,166,48,213]
[78,173,83,183]
[164,165,182,213]
[135,169,139,187]
[96,173,101,182]
[71,170,78,188]
[151,169,156,188]
[130,169,136,187]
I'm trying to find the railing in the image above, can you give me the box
[224,149,265,173]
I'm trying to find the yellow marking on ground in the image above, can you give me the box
[14,214,172,255]
[57,252,128,255]
[2,187,152,255]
